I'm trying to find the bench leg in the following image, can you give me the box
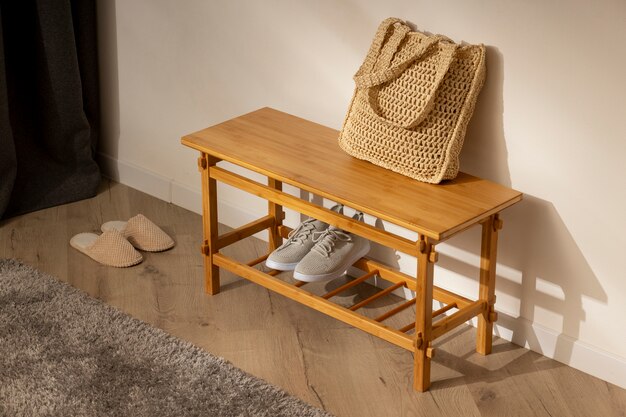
[476,214,502,354]
[413,237,435,392]
[268,178,283,251]
[199,153,220,295]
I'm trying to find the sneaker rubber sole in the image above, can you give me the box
[265,258,300,271]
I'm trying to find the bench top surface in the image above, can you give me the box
[182,107,522,240]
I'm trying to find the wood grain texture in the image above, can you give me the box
[181,107,522,241]
[213,252,415,351]
[476,215,499,355]
[200,153,220,294]
[1,181,623,417]
[267,178,283,251]
[414,238,435,391]
[211,166,417,254]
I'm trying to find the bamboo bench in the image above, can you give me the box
[181,107,522,391]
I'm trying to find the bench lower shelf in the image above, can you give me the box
[214,249,488,354]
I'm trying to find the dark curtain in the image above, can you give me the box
[0,0,100,219]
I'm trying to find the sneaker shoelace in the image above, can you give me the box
[311,228,352,258]
[282,219,317,246]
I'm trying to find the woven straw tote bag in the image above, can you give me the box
[338,17,486,184]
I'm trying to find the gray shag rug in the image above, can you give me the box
[0,259,332,417]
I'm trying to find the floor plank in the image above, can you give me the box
[1,180,624,417]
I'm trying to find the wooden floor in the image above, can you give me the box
[1,181,624,417]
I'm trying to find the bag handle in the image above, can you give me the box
[354,18,405,79]
[373,22,411,72]
[354,19,459,129]
[354,36,442,89]
[369,42,458,129]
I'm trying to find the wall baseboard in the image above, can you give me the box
[98,153,262,231]
[98,153,626,389]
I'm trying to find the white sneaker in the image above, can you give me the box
[265,204,343,271]
[293,213,370,282]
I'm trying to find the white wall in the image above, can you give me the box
[97,0,626,387]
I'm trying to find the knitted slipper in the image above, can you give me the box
[101,214,175,252]
[70,230,143,267]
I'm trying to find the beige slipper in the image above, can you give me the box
[70,230,143,267]
[101,214,175,252]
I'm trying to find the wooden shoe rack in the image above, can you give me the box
[181,107,522,391]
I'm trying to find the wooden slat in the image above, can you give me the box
[400,322,417,333]
[293,280,308,287]
[217,215,275,250]
[268,178,283,250]
[321,270,378,299]
[213,253,416,351]
[349,282,405,311]
[352,257,473,308]
[431,300,487,340]
[430,285,473,309]
[182,107,522,240]
[414,239,435,391]
[352,257,418,291]
[375,297,416,322]
[246,253,269,267]
[210,166,418,255]
[477,215,500,355]
[278,225,292,240]
[200,153,220,295]
[432,302,457,318]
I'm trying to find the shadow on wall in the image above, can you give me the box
[438,195,606,364]
[461,46,511,187]
[430,44,605,362]
[444,45,606,362]
[402,21,509,185]
[96,0,121,164]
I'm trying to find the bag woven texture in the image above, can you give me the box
[338,17,487,183]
